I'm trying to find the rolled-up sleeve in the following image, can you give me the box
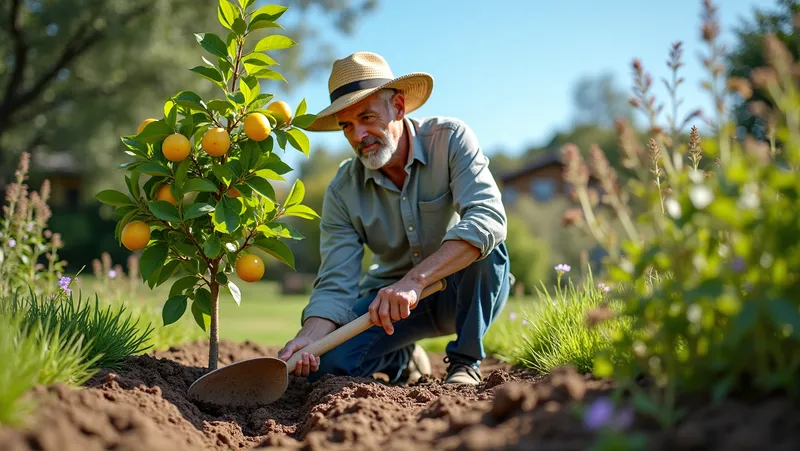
[301,184,363,326]
[441,122,507,259]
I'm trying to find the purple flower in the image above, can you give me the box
[555,264,571,273]
[108,269,118,279]
[8,239,15,248]
[58,276,72,295]
[521,319,529,326]
[509,311,517,320]
[731,256,746,273]
[597,283,611,293]
[583,397,633,431]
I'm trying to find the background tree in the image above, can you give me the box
[0,0,378,192]
[727,0,799,141]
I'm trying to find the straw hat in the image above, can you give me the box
[305,52,434,132]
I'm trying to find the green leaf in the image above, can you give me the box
[228,281,242,305]
[195,32,229,59]
[139,162,172,177]
[95,189,135,207]
[240,75,260,105]
[232,17,247,35]
[121,137,149,158]
[248,93,274,112]
[292,114,317,129]
[255,169,285,181]
[285,179,305,207]
[170,276,200,297]
[213,196,242,233]
[135,120,173,143]
[148,200,182,222]
[241,139,261,172]
[283,204,319,219]
[191,302,209,331]
[256,152,291,174]
[274,129,288,149]
[250,68,286,83]
[204,234,222,258]
[194,288,212,314]
[157,260,181,286]
[190,66,225,86]
[162,295,188,326]
[254,35,296,52]
[207,99,234,116]
[227,91,246,106]
[164,99,178,128]
[295,98,307,117]
[140,242,169,282]
[174,159,191,188]
[238,0,257,9]
[212,164,234,186]
[244,176,276,201]
[174,91,206,111]
[768,299,800,338]
[216,272,229,284]
[249,4,288,31]
[218,0,238,30]
[286,128,310,156]
[184,202,216,220]
[241,53,279,75]
[183,178,219,193]
[253,237,294,269]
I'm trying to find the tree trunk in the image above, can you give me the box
[208,280,220,370]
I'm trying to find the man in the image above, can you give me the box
[277,51,510,385]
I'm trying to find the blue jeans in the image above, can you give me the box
[307,242,510,383]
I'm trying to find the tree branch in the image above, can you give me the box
[0,2,154,120]
[4,0,27,106]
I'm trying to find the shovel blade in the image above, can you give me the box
[187,357,289,407]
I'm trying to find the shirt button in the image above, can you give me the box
[402,196,407,200]
[408,226,414,231]
[413,252,419,257]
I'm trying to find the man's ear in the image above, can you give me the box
[392,92,406,120]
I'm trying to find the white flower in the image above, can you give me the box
[689,185,714,209]
[665,198,682,219]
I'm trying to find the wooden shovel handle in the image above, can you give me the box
[286,279,447,370]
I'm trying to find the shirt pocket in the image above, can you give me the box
[418,190,451,212]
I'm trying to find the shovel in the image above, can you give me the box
[187,278,447,408]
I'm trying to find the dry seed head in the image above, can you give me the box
[51,232,62,248]
[701,0,720,43]
[744,136,771,165]
[615,119,644,169]
[751,67,778,88]
[562,207,584,227]
[727,77,752,100]
[561,143,589,187]
[589,145,618,195]
[101,252,112,272]
[92,259,102,278]
[764,34,793,68]
[667,41,684,70]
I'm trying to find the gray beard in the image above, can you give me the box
[356,130,396,170]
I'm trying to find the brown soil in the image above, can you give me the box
[0,339,797,450]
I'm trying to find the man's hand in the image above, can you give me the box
[278,337,320,376]
[278,317,336,377]
[369,278,424,335]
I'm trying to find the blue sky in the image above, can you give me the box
[270,0,767,170]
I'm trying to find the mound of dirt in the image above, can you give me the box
[0,339,797,451]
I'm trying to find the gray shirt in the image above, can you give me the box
[301,115,507,326]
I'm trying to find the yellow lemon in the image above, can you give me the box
[137,118,158,135]
[156,184,178,206]
[267,100,292,125]
[243,113,272,142]
[236,254,265,282]
[121,220,151,251]
[202,127,231,157]
[162,133,191,162]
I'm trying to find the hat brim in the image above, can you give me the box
[304,72,434,132]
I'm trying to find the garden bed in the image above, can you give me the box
[0,339,796,450]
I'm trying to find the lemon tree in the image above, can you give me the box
[94,0,318,370]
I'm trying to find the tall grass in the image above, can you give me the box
[0,313,96,426]
[485,268,631,374]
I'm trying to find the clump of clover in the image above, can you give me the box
[94,0,319,370]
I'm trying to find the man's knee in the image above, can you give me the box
[462,242,510,283]
[308,343,358,382]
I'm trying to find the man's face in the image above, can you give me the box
[335,92,404,170]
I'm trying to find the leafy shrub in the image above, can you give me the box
[0,309,96,426]
[505,210,551,295]
[4,286,154,370]
[0,152,67,298]
[564,0,800,428]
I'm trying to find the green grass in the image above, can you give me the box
[0,307,97,426]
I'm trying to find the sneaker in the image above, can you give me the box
[444,356,482,385]
[399,343,431,384]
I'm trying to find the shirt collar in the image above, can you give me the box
[362,116,428,186]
